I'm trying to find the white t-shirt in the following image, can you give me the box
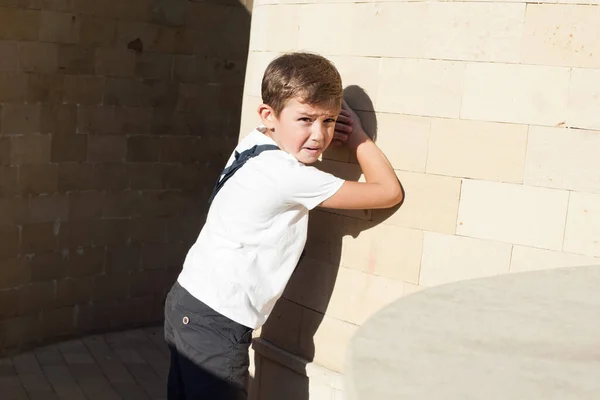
[177,127,344,329]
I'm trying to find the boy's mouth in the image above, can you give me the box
[303,147,321,154]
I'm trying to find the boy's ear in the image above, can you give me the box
[258,104,276,130]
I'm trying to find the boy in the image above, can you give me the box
[164,52,402,399]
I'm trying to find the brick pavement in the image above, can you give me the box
[0,327,169,400]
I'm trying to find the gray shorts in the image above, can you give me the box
[164,282,253,399]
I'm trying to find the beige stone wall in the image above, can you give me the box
[242,1,600,398]
[0,0,251,354]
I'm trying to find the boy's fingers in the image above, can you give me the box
[334,132,348,142]
[336,114,352,125]
[335,122,352,133]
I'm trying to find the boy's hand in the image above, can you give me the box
[333,100,369,149]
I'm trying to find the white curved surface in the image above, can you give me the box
[346,266,600,400]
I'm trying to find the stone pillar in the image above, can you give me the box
[241,1,600,399]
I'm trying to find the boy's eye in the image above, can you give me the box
[324,118,336,123]
[299,117,312,122]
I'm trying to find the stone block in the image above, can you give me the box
[29,193,68,223]
[461,62,570,126]
[95,48,135,77]
[114,0,153,22]
[63,75,104,105]
[79,15,116,46]
[511,246,599,273]
[0,257,30,290]
[326,266,417,325]
[77,105,117,134]
[51,134,87,162]
[283,257,340,315]
[0,197,28,227]
[457,180,569,250]
[420,232,512,287]
[135,52,172,79]
[377,58,465,118]
[10,135,51,164]
[0,225,19,262]
[114,107,153,135]
[159,136,200,163]
[376,113,430,173]
[21,222,60,253]
[87,135,126,162]
[93,219,129,246]
[102,190,142,218]
[130,218,168,244]
[298,3,426,58]
[243,51,280,98]
[300,311,357,373]
[105,244,141,276]
[68,190,104,220]
[239,96,262,140]
[18,42,58,73]
[0,314,42,348]
[424,2,524,62]
[522,4,600,68]
[19,163,59,197]
[564,191,600,257]
[29,251,67,281]
[56,277,94,307]
[567,68,600,130]
[524,125,600,193]
[94,163,129,190]
[259,297,304,355]
[129,269,168,297]
[340,222,423,284]
[58,44,95,75]
[73,0,115,18]
[68,246,105,277]
[42,104,78,136]
[249,5,300,52]
[93,275,129,302]
[39,11,79,43]
[60,221,94,248]
[42,306,76,339]
[27,73,64,103]
[57,162,95,191]
[1,104,41,134]
[376,171,461,234]
[257,358,308,400]
[17,281,56,314]
[0,41,18,71]
[128,163,165,190]
[332,55,381,111]
[0,288,18,319]
[105,78,178,108]
[0,166,18,195]
[427,118,528,183]
[0,8,39,40]
[0,71,27,102]
[0,137,9,166]
[127,136,161,162]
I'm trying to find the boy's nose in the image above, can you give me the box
[311,123,327,140]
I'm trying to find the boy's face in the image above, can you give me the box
[260,97,339,165]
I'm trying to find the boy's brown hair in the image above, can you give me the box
[261,52,343,116]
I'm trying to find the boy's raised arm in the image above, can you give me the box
[319,101,403,210]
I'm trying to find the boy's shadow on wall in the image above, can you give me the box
[251,86,404,399]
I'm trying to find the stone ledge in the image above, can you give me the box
[252,337,344,391]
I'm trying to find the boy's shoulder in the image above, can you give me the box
[235,127,299,167]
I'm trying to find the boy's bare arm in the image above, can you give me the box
[319,100,403,210]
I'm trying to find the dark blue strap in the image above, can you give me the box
[208,144,280,206]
